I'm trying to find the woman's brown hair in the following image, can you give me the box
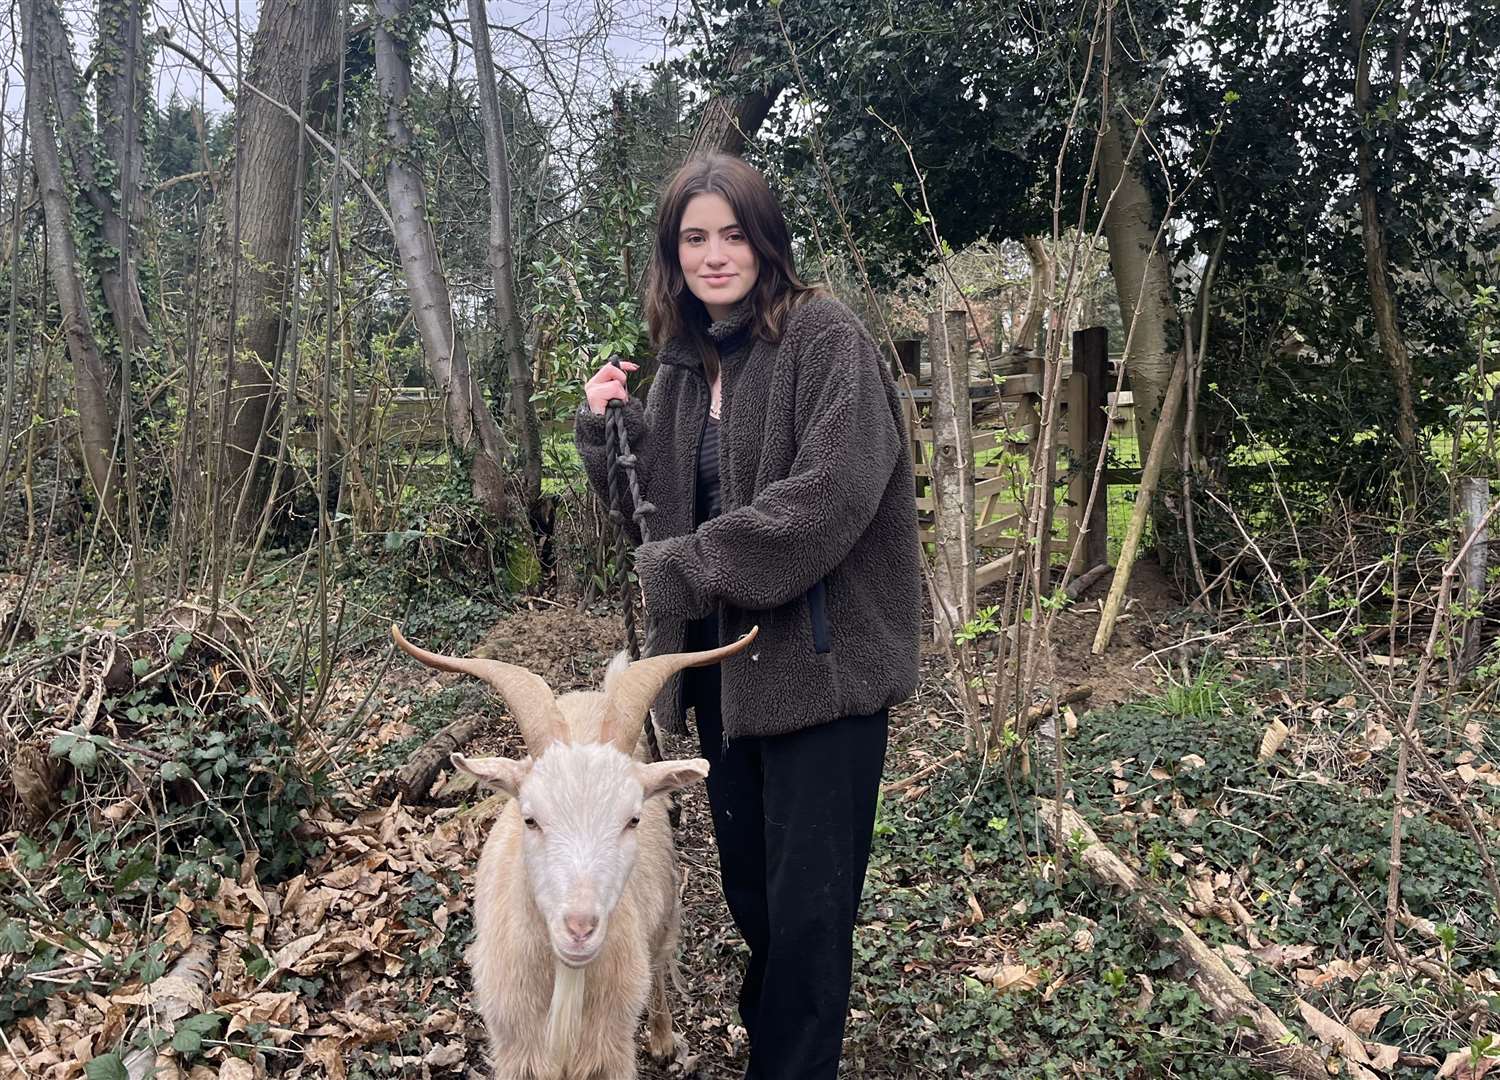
[644,154,819,354]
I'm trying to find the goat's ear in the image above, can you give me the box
[451,753,531,796]
[638,758,710,800]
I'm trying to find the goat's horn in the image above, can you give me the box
[391,625,566,753]
[602,627,760,752]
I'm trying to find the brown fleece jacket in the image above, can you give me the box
[575,295,920,740]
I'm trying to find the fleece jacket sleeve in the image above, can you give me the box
[575,396,650,547]
[636,319,901,618]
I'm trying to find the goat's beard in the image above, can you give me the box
[546,960,586,1065]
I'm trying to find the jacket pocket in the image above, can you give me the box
[807,579,832,654]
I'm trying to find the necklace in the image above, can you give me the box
[709,400,722,420]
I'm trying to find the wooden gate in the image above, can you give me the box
[902,325,1127,590]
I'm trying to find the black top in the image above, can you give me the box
[694,323,750,528]
[694,416,722,526]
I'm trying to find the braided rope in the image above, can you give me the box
[603,396,662,765]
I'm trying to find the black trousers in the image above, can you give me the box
[686,664,888,1080]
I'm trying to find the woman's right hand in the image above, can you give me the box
[584,360,639,415]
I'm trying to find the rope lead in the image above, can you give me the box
[604,394,663,766]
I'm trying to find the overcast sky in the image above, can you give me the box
[0,0,681,156]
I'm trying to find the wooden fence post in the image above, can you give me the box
[1013,349,1042,449]
[1069,327,1111,573]
[928,309,975,640]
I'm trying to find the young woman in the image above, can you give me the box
[575,153,920,1078]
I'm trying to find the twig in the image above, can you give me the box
[1205,487,1500,922]
[882,685,1095,796]
[881,749,963,796]
[1093,345,1189,653]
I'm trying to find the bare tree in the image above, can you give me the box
[374,0,511,520]
[22,0,121,524]
[208,0,341,534]
[469,0,542,516]
[33,0,148,347]
[95,0,151,346]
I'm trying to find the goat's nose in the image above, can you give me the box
[564,912,598,941]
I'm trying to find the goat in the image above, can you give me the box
[391,624,757,1080]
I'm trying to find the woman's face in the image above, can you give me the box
[677,192,759,322]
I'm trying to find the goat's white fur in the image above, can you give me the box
[456,703,699,1079]
[545,962,586,1064]
[391,625,755,1080]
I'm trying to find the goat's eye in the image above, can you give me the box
[523,816,539,830]
[626,816,641,830]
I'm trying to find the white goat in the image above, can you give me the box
[391,624,757,1080]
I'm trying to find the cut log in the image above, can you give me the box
[1036,798,1328,1080]
[1065,563,1112,601]
[383,714,486,802]
[124,934,216,1080]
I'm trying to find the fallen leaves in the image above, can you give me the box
[1295,998,1401,1080]
[1258,718,1290,762]
[0,796,484,1080]
[1362,719,1393,753]
[970,963,1042,994]
[1438,1044,1500,1079]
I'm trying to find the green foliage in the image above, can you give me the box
[1071,687,1495,1054]
[680,0,1499,503]
[847,666,1494,1075]
[851,761,1265,1076]
[170,1012,226,1057]
[1446,286,1500,477]
[953,604,1002,646]
[1151,658,1237,720]
[355,457,517,597]
[85,1054,129,1080]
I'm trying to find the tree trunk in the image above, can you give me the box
[1098,112,1181,458]
[209,0,340,536]
[1348,0,1419,456]
[94,0,151,347]
[468,0,541,515]
[34,0,148,348]
[23,0,121,524]
[374,0,510,520]
[686,48,785,158]
[1013,235,1053,354]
